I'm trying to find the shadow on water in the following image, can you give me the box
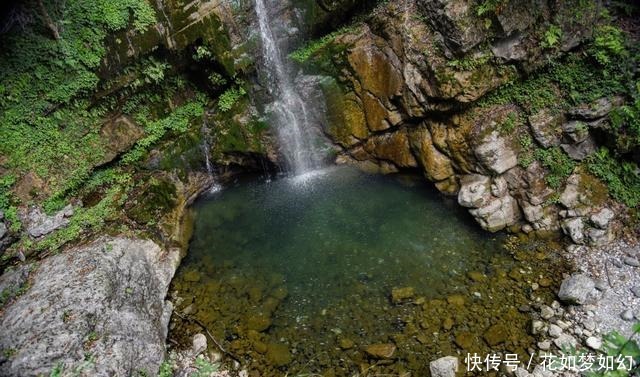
[169,166,567,376]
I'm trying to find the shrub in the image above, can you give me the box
[289,26,356,63]
[584,323,640,377]
[585,148,640,208]
[218,86,246,112]
[535,147,576,189]
[542,24,562,48]
[590,25,627,66]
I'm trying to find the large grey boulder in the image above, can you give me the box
[469,195,521,232]
[528,109,563,148]
[474,130,519,174]
[567,97,623,120]
[558,274,595,305]
[561,136,597,161]
[417,0,486,53]
[430,356,458,377]
[562,121,590,144]
[491,33,527,61]
[458,174,492,208]
[24,205,74,238]
[590,208,614,229]
[561,217,585,244]
[0,237,180,376]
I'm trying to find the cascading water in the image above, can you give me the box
[201,119,214,176]
[201,116,222,193]
[254,0,322,176]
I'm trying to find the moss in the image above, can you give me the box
[317,77,368,146]
[576,171,609,208]
[209,99,268,158]
[156,129,207,173]
[127,176,177,225]
[584,147,640,208]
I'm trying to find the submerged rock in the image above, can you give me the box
[266,343,292,366]
[246,312,272,332]
[338,338,355,350]
[429,356,458,377]
[558,274,595,305]
[364,343,396,359]
[483,324,508,346]
[391,286,415,304]
[0,237,180,376]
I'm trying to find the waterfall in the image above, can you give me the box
[201,117,222,193]
[254,0,321,176]
[201,119,214,175]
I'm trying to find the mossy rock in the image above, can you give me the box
[155,128,207,173]
[318,76,369,147]
[126,175,177,225]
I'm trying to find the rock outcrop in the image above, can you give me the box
[0,237,180,376]
[296,0,624,240]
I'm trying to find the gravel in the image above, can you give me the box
[565,239,640,338]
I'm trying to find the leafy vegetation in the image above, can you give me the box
[0,175,20,232]
[585,148,640,208]
[590,25,628,66]
[217,86,246,112]
[122,97,206,164]
[535,147,576,189]
[0,0,157,192]
[476,0,508,16]
[289,26,356,63]
[498,112,519,135]
[446,54,492,71]
[584,323,640,377]
[609,97,640,149]
[193,357,220,377]
[158,360,173,377]
[542,24,562,48]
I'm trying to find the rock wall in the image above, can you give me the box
[299,0,625,243]
[0,237,180,376]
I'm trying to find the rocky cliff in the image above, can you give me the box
[292,0,639,244]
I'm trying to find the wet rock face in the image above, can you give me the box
[0,237,180,376]
[103,0,238,76]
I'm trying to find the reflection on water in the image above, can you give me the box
[170,167,565,376]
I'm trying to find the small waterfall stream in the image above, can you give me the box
[201,116,221,193]
[201,119,214,176]
[254,0,321,176]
